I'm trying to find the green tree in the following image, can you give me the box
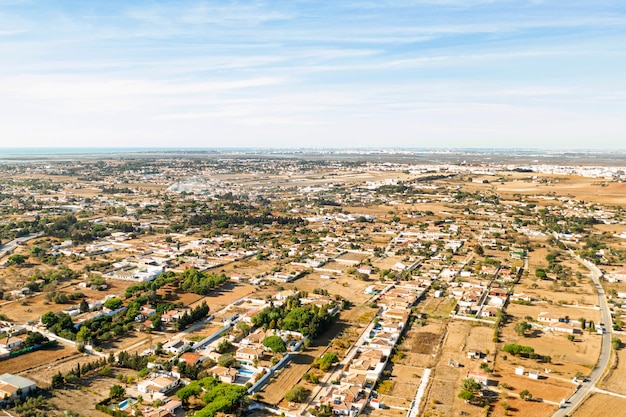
[519,389,533,401]
[217,339,233,354]
[30,246,45,257]
[612,337,622,350]
[103,297,123,310]
[514,321,532,337]
[51,372,64,388]
[458,389,474,401]
[7,254,28,266]
[284,385,308,403]
[262,335,287,353]
[109,384,125,399]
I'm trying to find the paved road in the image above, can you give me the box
[0,232,43,260]
[552,253,612,417]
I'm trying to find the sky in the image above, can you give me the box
[1,0,626,150]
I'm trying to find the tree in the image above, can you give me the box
[579,317,586,330]
[463,378,482,392]
[41,311,59,329]
[236,321,251,336]
[217,339,233,354]
[30,246,44,257]
[51,372,64,388]
[458,389,474,401]
[177,383,203,406]
[79,299,90,313]
[519,389,533,401]
[514,321,532,337]
[473,244,484,256]
[612,337,622,350]
[103,297,123,310]
[24,331,47,347]
[284,385,307,403]
[7,254,27,266]
[109,384,125,399]
[262,335,287,353]
[218,354,237,368]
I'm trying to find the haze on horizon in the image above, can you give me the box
[1,1,625,150]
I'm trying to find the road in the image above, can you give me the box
[0,232,43,260]
[552,253,612,417]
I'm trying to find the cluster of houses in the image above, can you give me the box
[313,285,426,416]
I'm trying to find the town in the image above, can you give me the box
[1,150,626,417]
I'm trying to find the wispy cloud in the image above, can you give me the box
[1,0,625,148]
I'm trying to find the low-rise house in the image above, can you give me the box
[0,374,36,402]
[357,265,372,275]
[137,375,179,394]
[209,365,238,384]
[179,352,203,366]
[466,371,491,386]
[162,339,189,355]
[546,322,577,334]
[537,312,563,323]
[236,346,264,361]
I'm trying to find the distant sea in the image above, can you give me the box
[1,147,626,166]
[0,147,240,162]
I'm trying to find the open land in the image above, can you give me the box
[1,150,626,417]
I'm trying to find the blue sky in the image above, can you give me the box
[1,1,625,149]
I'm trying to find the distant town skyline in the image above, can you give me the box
[1,1,625,149]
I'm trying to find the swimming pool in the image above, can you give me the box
[238,369,255,376]
[117,398,136,411]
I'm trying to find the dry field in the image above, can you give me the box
[51,369,138,417]
[507,303,601,330]
[598,347,626,395]
[571,392,626,417]
[0,274,137,323]
[282,272,376,306]
[500,315,602,378]
[489,395,556,417]
[373,255,410,271]
[423,320,477,417]
[495,176,626,206]
[1,344,77,375]
[419,296,458,318]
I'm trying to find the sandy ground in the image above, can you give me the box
[598,347,626,395]
[571,392,626,417]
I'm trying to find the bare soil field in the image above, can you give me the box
[489,395,556,417]
[598,346,626,395]
[283,272,375,306]
[373,255,409,271]
[507,303,601,330]
[336,252,369,263]
[494,369,573,404]
[98,329,163,353]
[570,392,626,417]
[51,370,138,417]
[419,296,457,318]
[494,175,626,206]
[1,344,76,375]
[383,363,422,403]
[396,320,446,368]
[190,281,257,312]
[0,276,137,323]
[500,317,601,377]
[422,320,474,417]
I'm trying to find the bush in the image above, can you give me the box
[284,385,308,403]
